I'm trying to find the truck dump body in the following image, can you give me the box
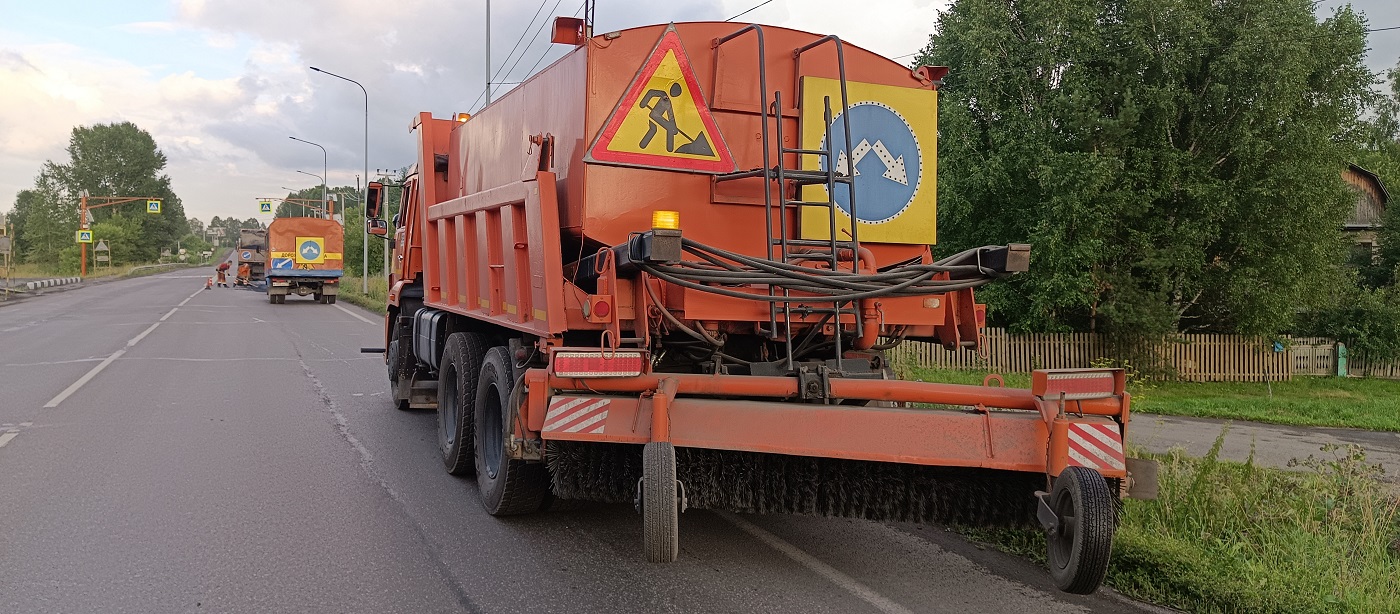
[266,217,343,304]
[375,19,1151,594]
[236,228,267,283]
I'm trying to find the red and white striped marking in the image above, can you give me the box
[543,396,611,435]
[1066,422,1125,472]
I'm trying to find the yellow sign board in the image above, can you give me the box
[584,25,735,174]
[76,230,93,243]
[146,199,162,214]
[799,77,938,244]
[259,201,273,214]
[294,236,325,264]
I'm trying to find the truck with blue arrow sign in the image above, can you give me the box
[265,217,344,304]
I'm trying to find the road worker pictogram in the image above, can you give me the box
[585,24,736,174]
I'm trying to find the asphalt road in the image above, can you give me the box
[0,272,1169,614]
[1131,414,1400,480]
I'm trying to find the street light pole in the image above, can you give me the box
[309,66,370,292]
[289,136,328,215]
[295,171,326,218]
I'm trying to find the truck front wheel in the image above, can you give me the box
[474,346,548,515]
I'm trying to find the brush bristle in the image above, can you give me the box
[547,441,1041,527]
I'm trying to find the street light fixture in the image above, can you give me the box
[295,170,326,218]
[289,136,328,211]
[310,66,370,292]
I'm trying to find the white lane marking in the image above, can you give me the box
[43,349,126,408]
[127,322,162,346]
[43,287,204,409]
[719,513,916,614]
[0,432,18,448]
[334,304,377,325]
[158,308,178,321]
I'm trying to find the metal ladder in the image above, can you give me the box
[713,28,861,369]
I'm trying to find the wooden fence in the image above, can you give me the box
[889,329,1400,382]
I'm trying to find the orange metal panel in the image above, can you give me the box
[541,395,1050,473]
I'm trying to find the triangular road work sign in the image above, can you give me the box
[585,24,737,174]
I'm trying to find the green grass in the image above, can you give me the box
[960,437,1400,613]
[907,366,1400,432]
[337,274,388,314]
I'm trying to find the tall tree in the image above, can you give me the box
[30,122,190,264]
[919,0,1373,335]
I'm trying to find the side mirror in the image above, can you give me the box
[366,217,389,237]
[366,181,385,218]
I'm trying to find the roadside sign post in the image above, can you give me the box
[94,240,112,273]
[76,195,161,277]
[0,216,11,301]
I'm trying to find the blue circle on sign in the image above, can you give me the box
[299,240,321,259]
[241,251,252,259]
[819,102,922,224]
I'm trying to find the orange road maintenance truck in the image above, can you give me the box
[358,18,1155,594]
[266,217,343,304]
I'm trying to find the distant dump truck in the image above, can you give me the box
[236,228,267,285]
[265,217,343,304]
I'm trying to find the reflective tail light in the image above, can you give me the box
[1033,369,1120,400]
[552,350,647,378]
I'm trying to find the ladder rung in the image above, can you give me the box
[715,168,769,182]
[784,200,836,207]
[782,148,830,156]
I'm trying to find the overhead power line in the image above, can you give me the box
[725,0,774,23]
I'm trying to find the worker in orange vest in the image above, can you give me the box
[216,261,230,288]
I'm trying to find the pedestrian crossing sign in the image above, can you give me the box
[76,230,93,243]
[259,200,273,214]
[146,199,161,214]
[584,24,735,174]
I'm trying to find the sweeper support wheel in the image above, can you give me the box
[1045,466,1116,594]
[641,441,679,563]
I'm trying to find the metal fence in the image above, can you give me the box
[889,329,1399,382]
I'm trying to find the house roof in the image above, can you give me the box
[1348,163,1390,204]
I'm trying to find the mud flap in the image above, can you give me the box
[1124,457,1159,500]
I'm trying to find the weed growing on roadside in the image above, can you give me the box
[958,429,1400,612]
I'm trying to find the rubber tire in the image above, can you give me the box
[438,332,487,475]
[327,295,337,304]
[387,339,412,411]
[474,346,548,515]
[313,292,323,302]
[1047,466,1116,594]
[642,442,679,563]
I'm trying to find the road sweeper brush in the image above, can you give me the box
[360,18,1156,595]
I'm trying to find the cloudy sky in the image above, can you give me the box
[1,0,1397,224]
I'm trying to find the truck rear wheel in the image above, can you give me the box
[438,332,487,475]
[474,346,548,515]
